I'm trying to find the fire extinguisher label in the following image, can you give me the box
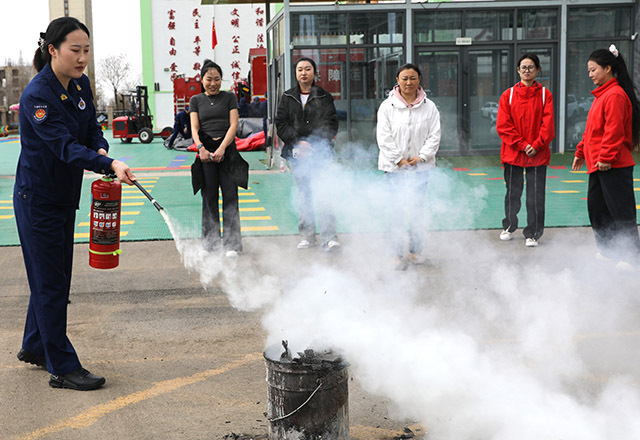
[91,199,120,245]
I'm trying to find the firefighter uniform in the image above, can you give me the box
[14,63,114,375]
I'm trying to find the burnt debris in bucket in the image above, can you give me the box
[264,341,349,440]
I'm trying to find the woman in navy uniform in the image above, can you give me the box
[14,17,135,390]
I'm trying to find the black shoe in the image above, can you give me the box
[49,368,105,391]
[17,349,46,368]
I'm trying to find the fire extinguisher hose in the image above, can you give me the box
[89,248,122,256]
[133,180,164,211]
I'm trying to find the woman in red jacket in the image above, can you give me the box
[572,45,640,268]
[497,53,555,247]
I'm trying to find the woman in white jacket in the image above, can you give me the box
[376,63,441,269]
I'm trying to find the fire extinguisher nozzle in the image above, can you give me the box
[133,180,164,212]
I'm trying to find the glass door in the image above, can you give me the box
[415,49,460,152]
[517,45,556,151]
[466,48,510,151]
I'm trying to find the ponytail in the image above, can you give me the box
[589,47,640,148]
[33,17,90,72]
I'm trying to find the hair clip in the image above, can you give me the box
[609,44,619,58]
[38,32,47,54]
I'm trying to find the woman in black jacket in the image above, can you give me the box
[275,57,340,251]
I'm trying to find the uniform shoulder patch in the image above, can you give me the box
[76,84,82,91]
[33,105,48,123]
[60,93,68,101]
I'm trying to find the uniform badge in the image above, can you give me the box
[60,93,68,101]
[33,105,48,123]
[76,84,82,91]
[78,98,86,110]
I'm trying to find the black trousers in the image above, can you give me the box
[588,166,640,262]
[502,164,547,239]
[201,161,242,252]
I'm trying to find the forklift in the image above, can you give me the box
[112,86,172,144]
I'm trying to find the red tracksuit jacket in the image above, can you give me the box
[575,78,634,173]
[497,81,555,167]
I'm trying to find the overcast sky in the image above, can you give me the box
[1,0,142,76]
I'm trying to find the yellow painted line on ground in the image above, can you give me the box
[122,195,146,199]
[0,200,12,203]
[123,189,151,193]
[220,207,265,212]
[238,192,256,196]
[240,216,271,221]
[0,206,13,209]
[0,214,14,219]
[238,199,260,203]
[121,211,140,216]
[220,216,272,221]
[468,173,487,176]
[570,170,587,174]
[634,188,639,191]
[15,353,262,440]
[241,225,279,231]
[136,180,157,183]
[562,180,585,183]
[551,190,580,194]
[122,202,144,206]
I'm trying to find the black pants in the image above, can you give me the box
[201,161,242,252]
[588,166,640,262]
[502,164,546,239]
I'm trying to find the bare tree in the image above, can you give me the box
[97,55,131,108]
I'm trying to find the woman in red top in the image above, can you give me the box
[497,53,555,247]
[572,46,640,268]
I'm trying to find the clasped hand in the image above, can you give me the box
[200,146,225,163]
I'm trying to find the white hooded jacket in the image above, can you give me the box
[376,87,441,172]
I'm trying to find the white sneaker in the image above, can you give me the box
[324,240,341,253]
[525,238,538,247]
[225,250,238,258]
[500,230,512,241]
[297,239,312,249]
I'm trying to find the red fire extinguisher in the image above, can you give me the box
[89,174,122,269]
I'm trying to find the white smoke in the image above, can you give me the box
[163,142,640,439]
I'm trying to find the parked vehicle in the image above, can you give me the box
[481,101,499,119]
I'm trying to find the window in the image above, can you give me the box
[465,11,513,41]
[350,12,403,45]
[517,9,557,40]
[568,7,633,39]
[292,14,347,46]
[414,11,462,43]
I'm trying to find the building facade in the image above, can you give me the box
[140,0,272,128]
[266,0,638,158]
[0,62,32,126]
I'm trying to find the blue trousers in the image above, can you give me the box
[288,156,337,245]
[13,189,82,375]
[385,170,430,258]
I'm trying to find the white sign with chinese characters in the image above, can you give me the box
[148,0,267,127]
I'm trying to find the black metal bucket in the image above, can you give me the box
[264,342,349,439]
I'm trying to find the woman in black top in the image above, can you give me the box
[190,60,242,256]
[275,57,340,252]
